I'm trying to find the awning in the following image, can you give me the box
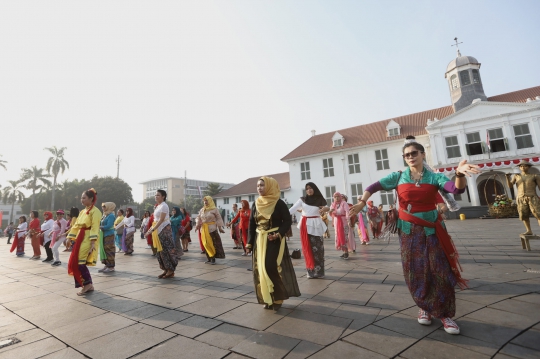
[434,157,540,175]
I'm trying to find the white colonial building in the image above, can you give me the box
[280,51,540,217]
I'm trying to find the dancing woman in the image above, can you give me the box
[99,202,116,273]
[114,209,125,252]
[40,212,55,263]
[366,201,382,239]
[342,194,357,253]
[246,177,300,311]
[288,182,329,279]
[10,216,27,257]
[67,189,101,296]
[329,192,350,259]
[28,211,41,260]
[196,196,226,265]
[170,206,185,259]
[145,190,177,278]
[141,211,150,240]
[116,208,135,255]
[228,200,251,255]
[50,210,68,266]
[180,208,191,252]
[228,203,241,249]
[355,200,369,245]
[349,140,479,335]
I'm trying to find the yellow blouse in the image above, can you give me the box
[114,215,124,229]
[67,206,102,242]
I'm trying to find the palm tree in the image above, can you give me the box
[45,146,69,210]
[21,166,52,210]
[3,180,26,223]
[0,155,6,170]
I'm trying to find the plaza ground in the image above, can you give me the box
[0,218,539,359]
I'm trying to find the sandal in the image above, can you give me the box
[158,271,167,279]
[164,271,175,279]
[77,285,94,296]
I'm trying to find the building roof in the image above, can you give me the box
[139,177,234,185]
[281,86,540,161]
[214,172,290,198]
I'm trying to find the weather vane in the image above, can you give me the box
[451,37,463,57]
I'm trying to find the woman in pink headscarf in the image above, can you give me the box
[329,192,350,260]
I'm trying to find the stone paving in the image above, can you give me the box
[0,218,539,359]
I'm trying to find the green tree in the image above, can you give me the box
[182,195,203,216]
[204,183,223,197]
[0,155,6,170]
[3,180,26,223]
[45,146,69,211]
[21,166,52,210]
[87,176,134,207]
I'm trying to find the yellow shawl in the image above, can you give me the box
[203,196,216,212]
[255,176,280,219]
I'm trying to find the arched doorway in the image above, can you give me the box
[478,178,505,205]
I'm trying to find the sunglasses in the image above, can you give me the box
[402,150,423,159]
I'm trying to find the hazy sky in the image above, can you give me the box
[1,0,539,202]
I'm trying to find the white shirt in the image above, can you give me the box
[41,219,54,243]
[141,217,149,230]
[289,199,327,237]
[116,216,136,234]
[153,202,171,234]
[17,222,28,237]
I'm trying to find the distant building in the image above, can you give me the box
[1,203,24,228]
[140,177,235,204]
[214,172,291,219]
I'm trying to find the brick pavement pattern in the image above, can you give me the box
[0,218,539,358]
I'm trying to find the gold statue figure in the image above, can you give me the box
[506,160,540,235]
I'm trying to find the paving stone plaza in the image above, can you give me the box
[1,218,539,359]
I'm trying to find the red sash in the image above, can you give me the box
[300,216,318,270]
[398,183,467,289]
[334,214,346,248]
[68,227,88,286]
[10,232,20,253]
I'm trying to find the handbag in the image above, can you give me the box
[291,249,301,259]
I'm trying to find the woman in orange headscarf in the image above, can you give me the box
[228,200,251,256]
[246,177,300,312]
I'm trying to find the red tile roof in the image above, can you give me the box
[214,172,290,198]
[281,86,540,161]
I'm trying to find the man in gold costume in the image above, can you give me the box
[506,160,540,235]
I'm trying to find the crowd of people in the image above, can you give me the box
[5,137,480,335]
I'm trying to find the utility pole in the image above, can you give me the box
[116,155,121,179]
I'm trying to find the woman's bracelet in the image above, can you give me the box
[455,171,465,178]
[358,199,366,205]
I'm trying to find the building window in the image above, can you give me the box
[350,183,363,204]
[333,139,342,147]
[466,132,484,155]
[380,190,394,206]
[224,198,229,204]
[459,70,471,86]
[235,196,241,203]
[348,154,361,174]
[300,162,311,181]
[281,191,285,199]
[388,128,399,137]
[375,149,390,170]
[323,158,335,177]
[445,136,461,158]
[248,194,255,202]
[472,69,481,84]
[450,74,459,89]
[325,186,336,205]
[514,124,534,149]
[487,128,507,152]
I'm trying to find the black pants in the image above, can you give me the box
[7,233,12,243]
[44,241,54,260]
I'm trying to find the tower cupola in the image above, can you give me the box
[445,39,487,112]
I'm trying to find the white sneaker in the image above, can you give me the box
[417,309,432,325]
[441,317,460,335]
[98,267,107,273]
[103,267,115,273]
[241,253,247,256]
[146,246,151,249]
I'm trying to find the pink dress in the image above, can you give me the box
[331,202,350,250]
